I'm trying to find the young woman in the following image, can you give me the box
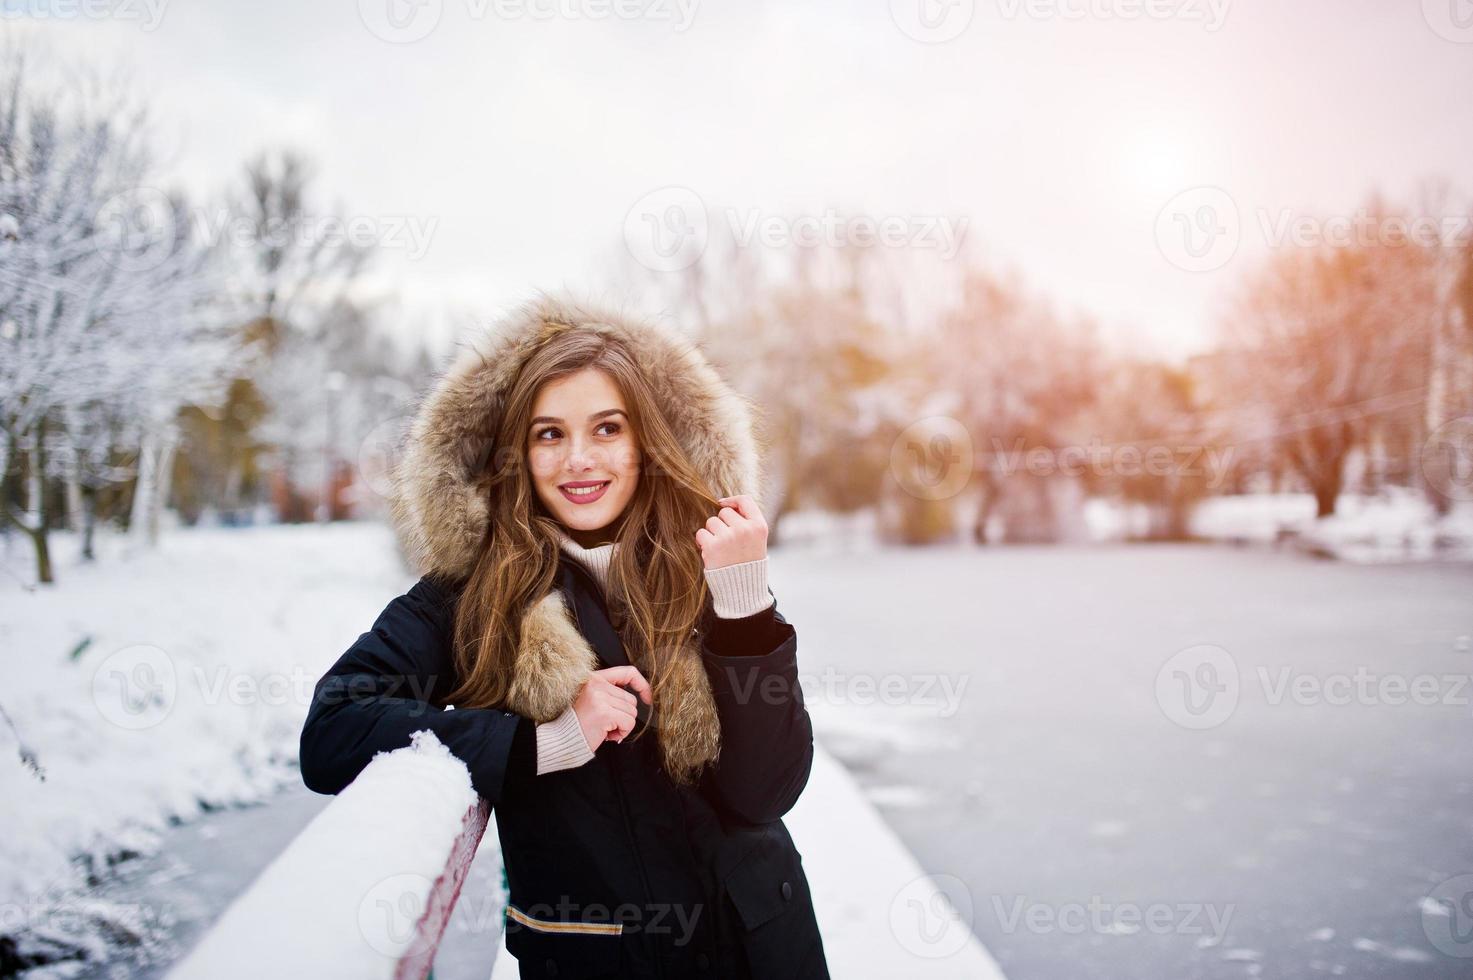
[299,298,830,979]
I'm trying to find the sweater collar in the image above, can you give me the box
[554,528,617,592]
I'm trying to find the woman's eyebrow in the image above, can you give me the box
[529,408,627,425]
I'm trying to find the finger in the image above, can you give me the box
[601,665,653,703]
[592,688,633,715]
[716,506,742,527]
[705,515,728,535]
[695,527,715,549]
[718,495,757,520]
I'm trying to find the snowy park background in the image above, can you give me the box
[4,2,1473,978]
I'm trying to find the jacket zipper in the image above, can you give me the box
[558,558,667,980]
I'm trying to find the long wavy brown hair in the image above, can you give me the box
[444,324,723,753]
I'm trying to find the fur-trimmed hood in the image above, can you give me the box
[387,296,763,781]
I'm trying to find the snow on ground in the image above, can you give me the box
[780,490,1473,562]
[1190,489,1473,561]
[0,520,416,966]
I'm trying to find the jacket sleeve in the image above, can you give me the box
[298,575,531,803]
[696,596,815,825]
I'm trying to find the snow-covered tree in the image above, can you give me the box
[0,45,240,581]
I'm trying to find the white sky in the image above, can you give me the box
[9,0,1473,359]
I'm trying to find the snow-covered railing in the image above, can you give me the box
[168,731,487,980]
[171,733,1008,980]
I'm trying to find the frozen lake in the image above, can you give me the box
[773,541,1473,979]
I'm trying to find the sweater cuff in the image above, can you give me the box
[535,704,595,774]
[704,558,775,619]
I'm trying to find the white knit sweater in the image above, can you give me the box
[535,529,774,774]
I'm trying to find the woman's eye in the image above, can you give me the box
[536,427,561,441]
[597,422,621,437]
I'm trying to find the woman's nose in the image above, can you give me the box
[566,440,601,471]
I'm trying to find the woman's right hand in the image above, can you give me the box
[574,666,653,752]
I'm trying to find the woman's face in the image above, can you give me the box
[527,367,640,544]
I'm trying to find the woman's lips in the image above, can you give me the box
[558,480,611,505]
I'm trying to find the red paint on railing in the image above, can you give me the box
[394,798,491,980]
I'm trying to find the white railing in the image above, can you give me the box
[171,734,1007,980]
[168,731,488,980]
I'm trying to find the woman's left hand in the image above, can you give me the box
[695,494,768,570]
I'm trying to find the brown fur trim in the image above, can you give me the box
[506,591,601,723]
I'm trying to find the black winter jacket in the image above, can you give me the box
[299,553,831,980]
